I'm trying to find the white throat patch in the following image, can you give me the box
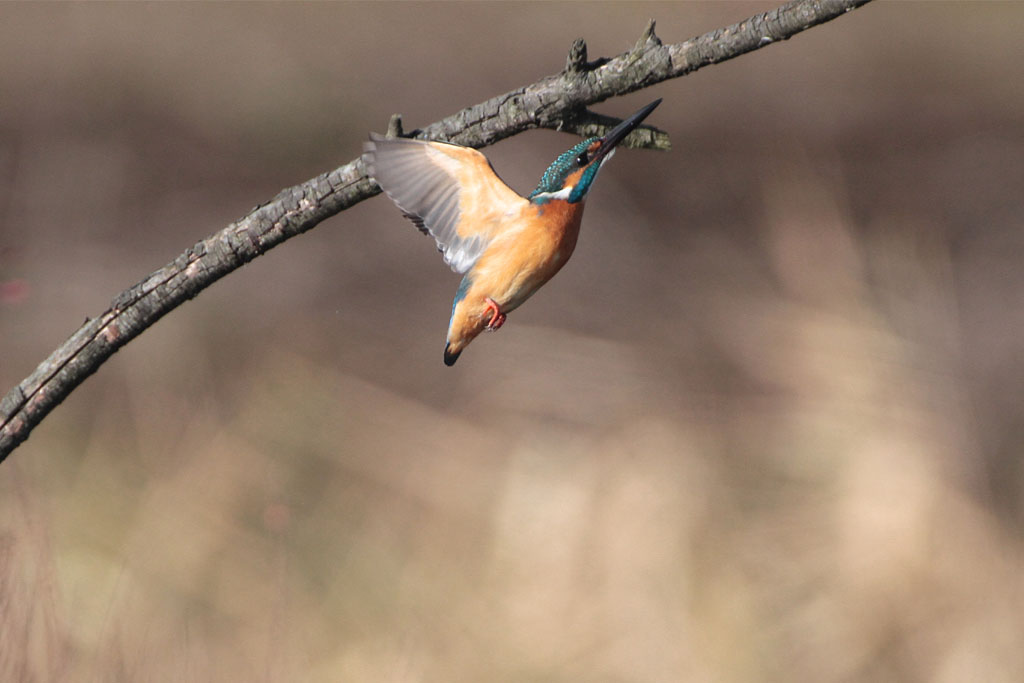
[532,185,574,202]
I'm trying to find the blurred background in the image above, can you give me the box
[2,2,1023,681]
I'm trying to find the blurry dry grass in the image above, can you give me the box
[2,2,1024,681]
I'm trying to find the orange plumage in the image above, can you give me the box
[445,197,584,360]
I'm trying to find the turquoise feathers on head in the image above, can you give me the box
[529,138,600,204]
[570,157,606,203]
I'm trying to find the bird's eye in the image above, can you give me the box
[576,152,589,167]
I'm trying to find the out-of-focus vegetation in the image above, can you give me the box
[2,3,1023,681]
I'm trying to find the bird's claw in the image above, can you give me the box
[484,297,506,331]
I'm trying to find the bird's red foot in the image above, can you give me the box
[483,297,506,331]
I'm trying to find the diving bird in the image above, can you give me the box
[363,99,661,366]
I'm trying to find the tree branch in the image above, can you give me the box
[0,0,873,462]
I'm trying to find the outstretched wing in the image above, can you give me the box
[363,134,527,274]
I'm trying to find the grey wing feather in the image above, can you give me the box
[363,133,486,274]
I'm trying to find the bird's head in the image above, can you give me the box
[529,99,661,205]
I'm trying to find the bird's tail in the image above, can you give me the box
[443,342,462,367]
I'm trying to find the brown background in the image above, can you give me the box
[2,3,1024,681]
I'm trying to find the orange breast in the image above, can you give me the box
[470,198,584,313]
[444,198,587,354]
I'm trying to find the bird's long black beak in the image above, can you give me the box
[593,98,662,162]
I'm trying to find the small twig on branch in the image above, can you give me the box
[563,110,671,151]
[0,0,873,462]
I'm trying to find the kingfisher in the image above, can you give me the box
[363,98,661,366]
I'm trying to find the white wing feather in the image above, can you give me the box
[363,134,525,274]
